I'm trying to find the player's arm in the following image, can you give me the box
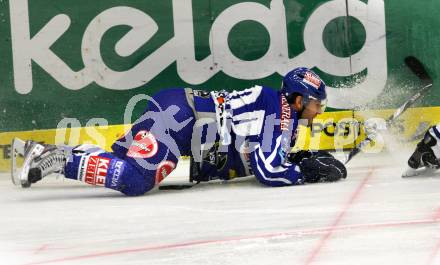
[250,134,304,187]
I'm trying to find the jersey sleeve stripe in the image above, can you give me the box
[254,152,293,185]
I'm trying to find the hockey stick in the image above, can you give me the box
[344,56,433,164]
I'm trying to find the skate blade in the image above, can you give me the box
[11,138,25,186]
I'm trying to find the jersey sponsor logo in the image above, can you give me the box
[303,72,321,89]
[280,95,291,131]
[110,160,124,188]
[81,155,111,186]
[77,155,88,182]
[127,130,158,158]
[155,160,176,184]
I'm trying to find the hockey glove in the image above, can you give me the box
[298,151,347,183]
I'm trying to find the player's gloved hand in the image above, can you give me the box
[408,131,440,169]
[297,151,347,183]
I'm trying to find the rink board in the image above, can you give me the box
[1,0,440,134]
[0,106,440,172]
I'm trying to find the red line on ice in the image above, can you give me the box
[424,208,440,265]
[303,168,374,265]
[33,244,48,255]
[24,217,440,265]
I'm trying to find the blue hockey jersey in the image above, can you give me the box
[190,85,304,186]
[111,86,304,188]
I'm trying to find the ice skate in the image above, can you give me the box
[11,138,67,188]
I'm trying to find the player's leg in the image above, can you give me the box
[21,142,160,196]
[20,88,195,194]
[22,142,179,196]
[69,145,181,196]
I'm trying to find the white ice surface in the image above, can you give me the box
[2,150,440,265]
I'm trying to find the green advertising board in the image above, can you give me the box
[0,0,439,132]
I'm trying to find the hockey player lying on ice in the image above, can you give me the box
[16,67,346,196]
